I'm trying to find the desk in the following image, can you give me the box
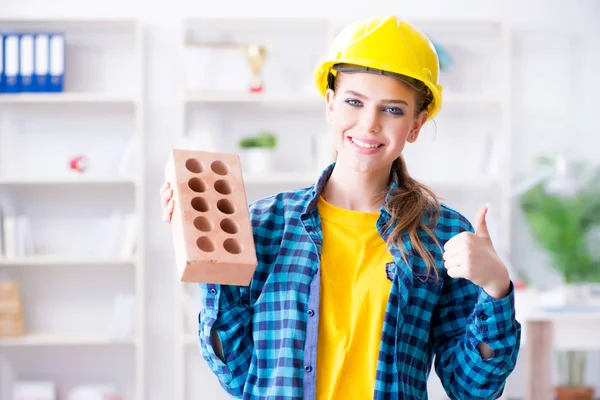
[523,310,600,400]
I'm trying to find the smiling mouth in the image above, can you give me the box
[349,137,384,149]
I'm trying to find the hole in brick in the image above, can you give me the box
[214,179,233,195]
[197,236,216,252]
[220,218,239,234]
[211,161,230,176]
[191,197,209,212]
[189,177,207,193]
[217,199,236,214]
[194,216,213,232]
[224,238,243,254]
[186,158,203,173]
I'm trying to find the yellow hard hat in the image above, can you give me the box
[314,16,443,120]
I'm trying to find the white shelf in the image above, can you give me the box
[0,17,146,400]
[184,91,498,107]
[0,17,139,29]
[185,92,322,106]
[0,333,137,347]
[184,16,329,29]
[0,256,136,267]
[443,92,501,105]
[0,176,137,186]
[524,308,600,322]
[0,92,140,105]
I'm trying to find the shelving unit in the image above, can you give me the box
[171,16,512,400]
[0,333,137,347]
[0,177,138,185]
[0,18,145,400]
[172,16,331,400]
[0,257,135,267]
[0,93,140,104]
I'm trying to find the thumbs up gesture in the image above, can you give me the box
[442,205,511,299]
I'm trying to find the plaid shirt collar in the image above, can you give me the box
[301,162,416,306]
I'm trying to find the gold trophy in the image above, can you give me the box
[185,40,268,93]
[244,44,267,93]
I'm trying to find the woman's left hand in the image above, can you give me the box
[442,205,511,299]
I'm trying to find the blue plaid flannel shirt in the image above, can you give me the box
[198,163,521,399]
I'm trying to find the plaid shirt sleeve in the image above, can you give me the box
[431,224,522,400]
[198,282,253,398]
[196,197,280,399]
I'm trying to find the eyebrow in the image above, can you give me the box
[344,90,408,106]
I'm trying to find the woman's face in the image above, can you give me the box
[325,71,428,174]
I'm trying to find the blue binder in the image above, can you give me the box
[0,34,4,93]
[48,33,65,92]
[3,34,19,93]
[34,33,50,92]
[19,33,35,92]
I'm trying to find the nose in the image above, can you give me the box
[359,107,381,134]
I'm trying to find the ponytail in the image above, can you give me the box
[384,156,442,279]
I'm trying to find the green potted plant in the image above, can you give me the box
[519,156,600,288]
[238,131,277,175]
[519,155,600,400]
[555,350,594,400]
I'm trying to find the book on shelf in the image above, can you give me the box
[0,199,34,260]
[114,135,138,178]
[108,294,135,340]
[97,211,137,259]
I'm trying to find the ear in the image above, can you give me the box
[325,88,335,121]
[406,111,428,143]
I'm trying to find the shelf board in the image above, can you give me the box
[0,256,135,267]
[184,16,329,29]
[0,17,139,31]
[185,92,500,107]
[0,333,137,347]
[185,92,322,106]
[443,93,501,105]
[523,307,600,323]
[0,176,137,186]
[0,92,139,105]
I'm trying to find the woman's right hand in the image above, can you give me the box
[160,181,175,223]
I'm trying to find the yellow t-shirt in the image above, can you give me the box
[316,196,394,400]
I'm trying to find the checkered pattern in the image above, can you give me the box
[197,163,521,400]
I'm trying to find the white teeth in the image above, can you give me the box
[351,138,381,149]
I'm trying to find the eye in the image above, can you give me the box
[344,98,362,107]
[383,107,405,116]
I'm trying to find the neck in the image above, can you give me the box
[322,162,390,212]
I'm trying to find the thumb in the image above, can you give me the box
[474,204,490,239]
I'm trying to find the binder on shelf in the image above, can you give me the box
[34,33,50,92]
[0,33,4,93]
[3,34,20,93]
[19,33,35,92]
[48,33,65,93]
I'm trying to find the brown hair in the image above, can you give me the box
[328,66,442,278]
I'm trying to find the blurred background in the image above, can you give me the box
[0,0,598,399]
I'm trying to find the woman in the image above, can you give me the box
[161,16,521,400]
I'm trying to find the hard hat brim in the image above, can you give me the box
[314,60,443,120]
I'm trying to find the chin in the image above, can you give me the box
[341,156,390,174]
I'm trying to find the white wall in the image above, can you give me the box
[2,0,599,399]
